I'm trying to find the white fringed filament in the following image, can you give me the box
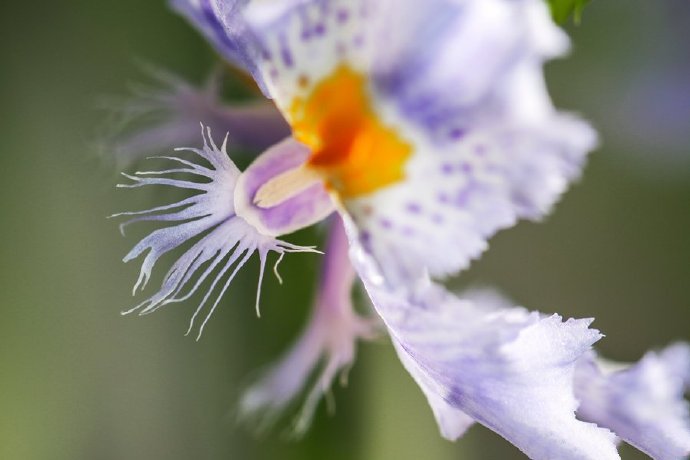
[112,126,320,339]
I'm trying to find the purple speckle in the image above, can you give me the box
[379,218,393,229]
[431,213,444,224]
[280,46,294,68]
[450,128,465,140]
[336,8,349,23]
[454,184,477,207]
[318,1,331,15]
[406,202,422,214]
[353,34,364,48]
[437,192,450,204]
[460,162,473,174]
[441,162,454,175]
[474,144,487,156]
[314,23,326,36]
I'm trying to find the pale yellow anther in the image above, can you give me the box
[254,166,323,209]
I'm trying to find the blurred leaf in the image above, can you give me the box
[548,0,592,24]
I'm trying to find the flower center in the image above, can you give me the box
[288,65,412,199]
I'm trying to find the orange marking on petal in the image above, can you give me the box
[288,65,412,198]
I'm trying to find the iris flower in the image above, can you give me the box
[112,0,690,458]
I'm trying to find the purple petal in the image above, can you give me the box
[235,137,335,237]
[372,0,569,133]
[575,344,690,460]
[239,216,378,435]
[104,67,289,162]
[170,0,269,94]
[346,233,619,459]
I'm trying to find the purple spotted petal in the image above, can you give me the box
[239,216,378,435]
[343,1,596,284]
[183,0,596,284]
[575,345,690,460]
[113,126,319,338]
[234,137,335,237]
[173,0,378,109]
[345,228,619,460]
[346,106,595,285]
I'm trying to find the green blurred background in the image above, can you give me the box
[1,1,688,459]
